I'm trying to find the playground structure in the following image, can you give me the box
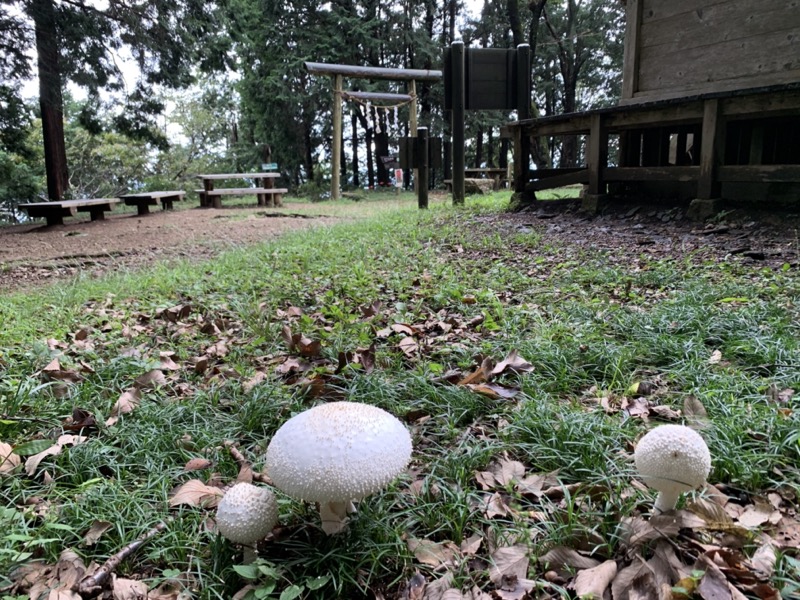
[304,62,442,201]
[507,0,800,215]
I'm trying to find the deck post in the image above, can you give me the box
[689,99,725,219]
[584,113,608,212]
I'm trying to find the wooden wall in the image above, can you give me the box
[621,0,800,103]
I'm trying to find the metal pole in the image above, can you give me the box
[451,41,465,205]
[417,127,429,209]
[332,74,343,201]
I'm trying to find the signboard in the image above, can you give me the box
[399,137,443,169]
[394,169,404,188]
[261,163,279,170]
[380,155,400,169]
[444,47,530,111]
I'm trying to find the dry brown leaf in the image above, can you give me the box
[404,572,426,600]
[460,534,482,555]
[490,350,534,376]
[684,395,711,430]
[105,388,142,427]
[111,576,148,599]
[737,500,780,529]
[407,538,455,567]
[466,383,519,400]
[422,573,454,600]
[748,538,777,578]
[398,336,419,357]
[493,576,536,600]
[134,369,167,389]
[83,520,113,546]
[482,457,526,488]
[570,559,617,599]
[168,479,224,508]
[484,492,513,518]
[539,546,600,574]
[242,371,266,393]
[515,471,561,497]
[184,458,213,471]
[708,350,722,365]
[769,516,800,549]
[0,441,21,474]
[488,544,529,585]
[457,357,494,386]
[24,435,87,476]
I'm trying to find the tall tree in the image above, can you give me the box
[2,0,231,200]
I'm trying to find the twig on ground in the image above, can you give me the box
[74,521,169,596]
[224,440,274,485]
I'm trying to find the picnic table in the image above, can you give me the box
[119,190,186,215]
[19,199,121,226]
[195,173,287,209]
[464,168,508,190]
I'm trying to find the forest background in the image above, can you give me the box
[0,0,624,214]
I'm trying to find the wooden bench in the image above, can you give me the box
[19,199,121,226]
[119,191,186,215]
[196,173,286,209]
[194,188,289,209]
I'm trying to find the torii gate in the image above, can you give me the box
[304,62,442,200]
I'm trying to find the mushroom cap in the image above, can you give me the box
[216,482,278,544]
[265,401,412,504]
[634,424,711,494]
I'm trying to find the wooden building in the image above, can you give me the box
[508,0,800,216]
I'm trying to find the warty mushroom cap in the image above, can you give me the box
[265,401,412,505]
[215,482,278,545]
[634,424,711,512]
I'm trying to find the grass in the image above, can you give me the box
[0,192,798,599]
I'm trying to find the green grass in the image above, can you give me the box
[0,192,798,599]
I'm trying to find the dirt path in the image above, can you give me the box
[2,196,798,293]
[0,203,342,292]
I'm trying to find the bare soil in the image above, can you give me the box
[1,196,798,293]
[0,203,342,292]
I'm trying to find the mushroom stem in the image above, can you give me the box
[242,545,258,565]
[319,501,350,535]
[653,490,681,514]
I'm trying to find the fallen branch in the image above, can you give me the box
[74,521,169,596]
[224,441,274,485]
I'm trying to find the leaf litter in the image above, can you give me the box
[2,201,799,599]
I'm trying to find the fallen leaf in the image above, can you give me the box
[398,337,419,357]
[708,350,722,365]
[0,441,21,474]
[489,544,529,585]
[169,479,224,508]
[83,520,113,546]
[242,371,266,393]
[684,395,711,430]
[111,576,148,599]
[184,458,213,471]
[134,369,167,389]
[466,383,519,400]
[570,559,617,599]
[24,435,87,476]
[403,572,426,600]
[748,538,777,577]
[490,350,534,376]
[407,538,455,567]
[538,546,600,574]
[105,388,142,426]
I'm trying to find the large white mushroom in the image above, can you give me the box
[265,401,412,534]
[216,482,278,562]
[634,424,711,514]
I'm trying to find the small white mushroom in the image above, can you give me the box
[265,401,412,534]
[216,482,278,562]
[634,424,711,514]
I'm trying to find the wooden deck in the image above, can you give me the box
[119,191,186,215]
[508,83,800,215]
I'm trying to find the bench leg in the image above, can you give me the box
[213,196,222,209]
[45,214,65,226]
[257,193,268,207]
[162,199,173,210]
[273,193,283,207]
[136,203,150,215]
[89,208,106,221]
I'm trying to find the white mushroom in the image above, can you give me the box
[634,424,711,514]
[216,482,278,562]
[265,401,412,534]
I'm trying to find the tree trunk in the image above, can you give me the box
[31,0,68,201]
